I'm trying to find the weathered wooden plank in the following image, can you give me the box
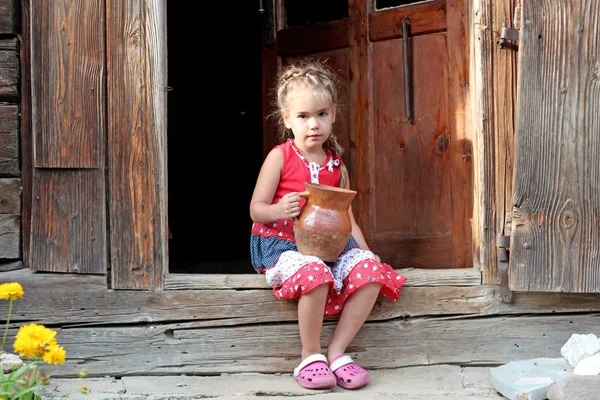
[106,0,167,289]
[347,0,371,254]
[345,0,373,233]
[0,177,20,258]
[0,38,18,102]
[0,214,19,258]
[0,260,23,271]
[510,0,600,292]
[165,268,482,290]
[0,0,18,33]
[0,178,20,213]
[369,0,447,42]
[3,269,600,329]
[30,1,105,167]
[0,102,20,177]
[447,0,473,269]
[9,313,597,377]
[472,0,520,285]
[19,0,32,267]
[471,0,498,282]
[29,169,107,273]
[491,0,518,282]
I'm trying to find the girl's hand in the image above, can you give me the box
[279,192,302,219]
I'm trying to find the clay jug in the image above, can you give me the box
[293,182,357,262]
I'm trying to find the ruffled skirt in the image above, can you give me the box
[251,235,406,316]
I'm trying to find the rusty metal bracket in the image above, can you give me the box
[498,3,522,50]
[497,235,513,303]
[497,22,519,50]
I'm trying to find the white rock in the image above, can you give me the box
[489,358,573,400]
[560,333,600,367]
[0,352,24,373]
[573,353,600,376]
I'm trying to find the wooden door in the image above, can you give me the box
[266,0,471,269]
[27,0,167,290]
[509,0,600,292]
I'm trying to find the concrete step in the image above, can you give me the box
[40,364,506,400]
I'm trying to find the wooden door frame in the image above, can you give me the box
[19,0,510,289]
[470,0,519,285]
[104,0,168,289]
[169,0,485,288]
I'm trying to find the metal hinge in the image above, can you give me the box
[497,235,513,303]
[497,3,521,50]
[497,22,519,49]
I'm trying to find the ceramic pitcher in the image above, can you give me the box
[293,182,357,262]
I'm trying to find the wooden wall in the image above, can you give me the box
[0,0,22,269]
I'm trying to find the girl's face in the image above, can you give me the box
[282,88,336,152]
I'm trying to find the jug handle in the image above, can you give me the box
[298,190,310,199]
[294,191,310,222]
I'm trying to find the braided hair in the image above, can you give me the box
[273,60,345,157]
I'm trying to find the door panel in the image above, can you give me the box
[509,0,600,292]
[372,34,450,236]
[370,33,454,268]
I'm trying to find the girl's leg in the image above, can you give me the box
[298,283,329,359]
[326,282,382,361]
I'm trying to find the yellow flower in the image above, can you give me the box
[43,344,66,365]
[13,323,57,358]
[0,282,24,301]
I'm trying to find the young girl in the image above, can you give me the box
[249,60,406,390]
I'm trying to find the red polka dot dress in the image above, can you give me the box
[251,139,406,315]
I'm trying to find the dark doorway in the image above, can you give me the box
[167,2,265,273]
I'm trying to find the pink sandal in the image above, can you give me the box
[330,355,370,389]
[293,354,337,389]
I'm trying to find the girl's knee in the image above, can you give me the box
[358,282,383,294]
[303,282,331,297]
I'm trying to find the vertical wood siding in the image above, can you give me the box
[30,1,105,168]
[28,1,108,273]
[447,0,473,269]
[471,0,519,284]
[30,169,107,273]
[106,0,167,289]
[510,0,600,292]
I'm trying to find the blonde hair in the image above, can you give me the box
[273,59,344,156]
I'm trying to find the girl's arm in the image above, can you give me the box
[250,148,301,224]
